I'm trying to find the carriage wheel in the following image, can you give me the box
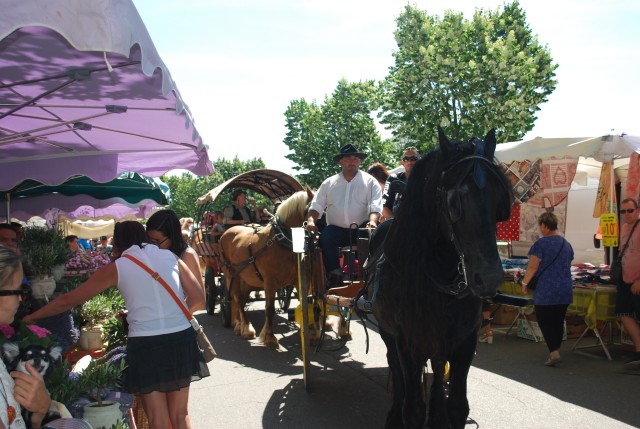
[219,276,232,328]
[277,285,294,311]
[204,266,218,315]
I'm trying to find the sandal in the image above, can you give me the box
[479,331,493,344]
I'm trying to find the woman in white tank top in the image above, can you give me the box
[24,221,207,429]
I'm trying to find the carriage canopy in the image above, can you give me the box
[196,169,304,206]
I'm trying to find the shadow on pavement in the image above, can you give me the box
[472,325,640,427]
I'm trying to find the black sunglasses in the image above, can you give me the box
[149,237,168,246]
[402,156,419,162]
[620,209,636,214]
[0,288,31,297]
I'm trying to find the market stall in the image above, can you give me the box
[489,133,640,357]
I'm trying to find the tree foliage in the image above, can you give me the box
[162,156,265,219]
[380,1,557,150]
[284,79,397,189]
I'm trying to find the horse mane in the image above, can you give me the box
[275,190,309,227]
[383,139,491,355]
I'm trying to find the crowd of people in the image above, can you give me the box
[0,211,209,429]
[0,141,638,428]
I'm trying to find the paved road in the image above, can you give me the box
[187,299,640,429]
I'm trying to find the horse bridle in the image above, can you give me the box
[432,154,508,296]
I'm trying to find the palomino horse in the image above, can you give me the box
[219,188,313,347]
[372,128,513,428]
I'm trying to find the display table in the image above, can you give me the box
[496,282,537,340]
[568,285,618,360]
[497,280,619,358]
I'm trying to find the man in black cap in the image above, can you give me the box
[306,144,382,287]
[382,146,420,220]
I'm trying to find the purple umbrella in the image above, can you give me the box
[0,0,213,190]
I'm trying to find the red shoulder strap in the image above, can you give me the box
[123,254,193,321]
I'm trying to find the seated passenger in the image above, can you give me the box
[382,146,420,220]
[223,189,261,229]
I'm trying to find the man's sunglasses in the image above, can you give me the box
[402,156,419,162]
[620,209,636,214]
[0,288,31,297]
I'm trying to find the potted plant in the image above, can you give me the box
[76,294,116,351]
[77,358,126,429]
[20,227,70,299]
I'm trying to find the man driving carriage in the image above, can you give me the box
[305,144,382,288]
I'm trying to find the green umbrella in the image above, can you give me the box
[2,172,169,221]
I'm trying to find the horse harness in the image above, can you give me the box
[433,151,510,297]
[221,215,295,284]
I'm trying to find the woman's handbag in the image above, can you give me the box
[526,238,565,290]
[610,220,640,284]
[123,255,217,362]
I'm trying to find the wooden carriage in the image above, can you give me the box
[192,169,304,320]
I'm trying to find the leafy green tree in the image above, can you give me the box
[380,1,557,150]
[162,156,265,219]
[284,79,396,189]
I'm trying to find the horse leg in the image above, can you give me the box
[397,339,426,428]
[427,358,448,429]
[234,283,255,339]
[258,288,279,348]
[380,329,404,429]
[445,333,476,429]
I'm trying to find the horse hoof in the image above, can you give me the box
[263,339,279,349]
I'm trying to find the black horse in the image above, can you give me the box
[372,128,513,429]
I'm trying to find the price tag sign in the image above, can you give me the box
[600,213,619,247]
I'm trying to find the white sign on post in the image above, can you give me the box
[291,227,305,253]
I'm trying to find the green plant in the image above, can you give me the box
[77,359,126,407]
[48,360,83,407]
[76,294,116,328]
[20,227,70,277]
[103,314,127,349]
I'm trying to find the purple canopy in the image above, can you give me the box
[0,0,213,190]
[8,198,159,223]
[43,200,159,222]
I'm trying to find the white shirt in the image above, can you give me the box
[0,360,26,429]
[310,170,382,228]
[115,244,191,337]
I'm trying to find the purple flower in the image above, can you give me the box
[26,325,51,339]
[0,324,15,339]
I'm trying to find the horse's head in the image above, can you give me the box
[390,127,513,299]
[434,127,513,297]
[275,187,314,228]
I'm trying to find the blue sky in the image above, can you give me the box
[134,0,640,174]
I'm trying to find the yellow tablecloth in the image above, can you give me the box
[568,285,617,329]
[500,282,617,329]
